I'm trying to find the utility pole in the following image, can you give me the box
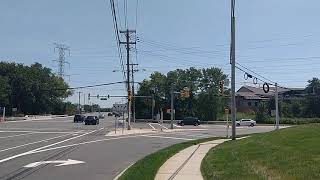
[54,43,70,79]
[120,29,136,130]
[131,63,138,123]
[275,83,280,130]
[77,92,82,114]
[230,0,236,140]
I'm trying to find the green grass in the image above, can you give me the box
[201,124,320,180]
[118,137,220,180]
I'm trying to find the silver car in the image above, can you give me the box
[236,119,256,127]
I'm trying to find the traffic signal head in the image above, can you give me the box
[219,81,224,94]
[88,93,90,100]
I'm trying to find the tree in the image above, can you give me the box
[255,102,269,123]
[135,67,229,120]
[0,61,71,115]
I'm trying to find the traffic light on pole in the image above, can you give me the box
[219,81,224,94]
[88,93,90,100]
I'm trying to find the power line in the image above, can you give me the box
[236,62,275,84]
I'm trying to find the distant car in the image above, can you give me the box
[113,112,121,117]
[107,113,113,116]
[84,116,100,125]
[74,114,85,123]
[98,114,105,119]
[236,119,256,127]
[178,117,200,126]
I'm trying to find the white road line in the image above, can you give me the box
[28,135,140,154]
[166,132,212,138]
[173,124,182,128]
[0,128,104,163]
[157,123,168,130]
[0,133,72,153]
[0,132,36,139]
[0,130,87,134]
[139,135,195,141]
[148,123,156,130]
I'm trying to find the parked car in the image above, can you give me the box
[107,113,113,116]
[178,117,200,126]
[236,119,256,127]
[84,116,100,125]
[74,114,85,123]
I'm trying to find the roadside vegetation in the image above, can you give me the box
[118,137,220,180]
[201,124,320,180]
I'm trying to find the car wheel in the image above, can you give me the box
[194,122,198,126]
[181,122,184,126]
[250,123,254,127]
[236,123,240,126]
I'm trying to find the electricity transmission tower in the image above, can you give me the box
[53,43,70,78]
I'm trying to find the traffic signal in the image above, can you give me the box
[107,94,110,99]
[219,81,224,94]
[97,94,100,99]
[180,87,190,98]
[88,93,90,100]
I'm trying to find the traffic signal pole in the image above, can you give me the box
[170,88,174,129]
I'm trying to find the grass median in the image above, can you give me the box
[201,124,320,180]
[118,137,220,180]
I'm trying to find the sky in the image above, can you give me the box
[1,0,320,107]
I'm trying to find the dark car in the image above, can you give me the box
[178,117,200,126]
[74,114,85,123]
[107,113,113,116]
[84,116,100,125]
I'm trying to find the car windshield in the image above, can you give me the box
[87,116,95,119]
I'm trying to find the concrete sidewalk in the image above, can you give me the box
[155,139,230,180]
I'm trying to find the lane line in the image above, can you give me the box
[0,134,72,153]
[173,124,182,128]
[28,135,140,154]
[139,135,194,141]
[148,123,156,130]
[0,128,104,164]
[0,130,87,134]
[0,132,36,139]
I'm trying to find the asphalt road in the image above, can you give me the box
[0,114,279,180]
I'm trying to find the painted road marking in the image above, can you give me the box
[24,159,85,168]
[139,135,194,141]
[0,134,72,153]
[0,130,88,134]
[156,123,168,130]
[148,123,156,130]
[0,128,104,163]
[0,132,36,139]
[173,124,182,128]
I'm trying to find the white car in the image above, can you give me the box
[236,119,256,127]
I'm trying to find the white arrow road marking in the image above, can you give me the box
[24,159,85,168]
